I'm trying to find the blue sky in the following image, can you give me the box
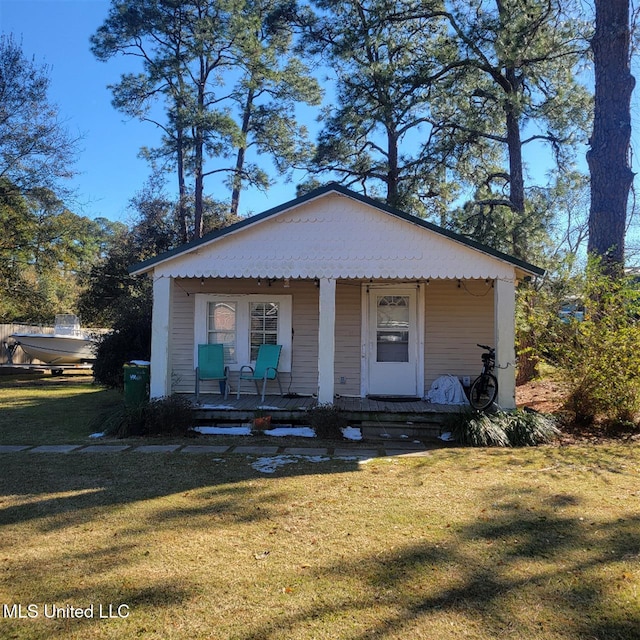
[1,0,637,253]
[0,0,311,223]
[1,0,156,222]
[0,0,569,228]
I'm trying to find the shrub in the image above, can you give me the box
[95,404,145,438]
[446,408,560,447]
[555,261,640,428]
[144,395,194,436]
[98,395,194,438]
[92,303,151,389]
[515,260,582,384]
[305,403,348,439]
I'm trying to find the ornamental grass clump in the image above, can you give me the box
[451,411,511,447]
[502,409,561,446]
[446,409,560,447]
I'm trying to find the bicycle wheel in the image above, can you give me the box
[469,373,498,410]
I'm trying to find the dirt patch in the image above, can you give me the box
[516,378,567,414]
[517,377,640,444]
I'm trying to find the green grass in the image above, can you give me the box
[0,374,122,445]
[1,376,639,639]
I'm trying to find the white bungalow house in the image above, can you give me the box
[130,184,543,410]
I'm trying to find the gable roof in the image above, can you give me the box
[129,183,544,279]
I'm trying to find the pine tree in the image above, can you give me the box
[587,0,635,272]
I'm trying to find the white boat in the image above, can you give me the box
[10,315,97,365]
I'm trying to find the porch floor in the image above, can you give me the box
[191,393,467,439]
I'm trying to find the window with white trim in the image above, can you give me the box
[250,302,279,360]
[195,294,292,371]
[207,301,237,362]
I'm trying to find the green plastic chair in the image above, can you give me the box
[195,343,229,403]
[237,344,283,402]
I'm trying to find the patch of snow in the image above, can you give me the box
[257,405,281,410]
[439,431,455,442]
[193,425,252,436]
[89,432,105,439]
[264,427,316,438]
[198,404,237,410]
[342,426,362,441]
[251,454,330,474]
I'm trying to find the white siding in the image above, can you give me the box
[170,283,194,392]
[289,282,319,395]
[424,279,494,393]
[151,193,519,281]
[334,283,362,396]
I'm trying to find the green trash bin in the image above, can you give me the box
[123,362,150,407]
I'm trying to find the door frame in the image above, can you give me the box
[360,283,425,397]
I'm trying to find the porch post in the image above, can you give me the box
[317,277,336,404]
[494,277,516,409]
[150,274,173,399]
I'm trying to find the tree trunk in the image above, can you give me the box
[193,56,206,240]
[504,64,526,260]
[386,128,400,209]
[230,86,255,218]
[505,106,526,259]
[194,141,204,240]
[176,126,188,244]
[587,0,635,272]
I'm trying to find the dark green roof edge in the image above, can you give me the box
[129,183,545,277]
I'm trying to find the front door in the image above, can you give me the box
[367,287,418,396]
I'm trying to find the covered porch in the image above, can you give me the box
[130,185,544,413]
[151,274,516,407]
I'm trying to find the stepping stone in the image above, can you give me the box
[79,445,131,453]
[283,447,329,456]
[333,448,379,458]
[232,445,280,455]
[0,445,31,453]
[380,439,427,450]
[29,445,82,453]
[181,445,231,453]
[132,445,181,453]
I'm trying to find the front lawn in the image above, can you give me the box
[1,374,639,639]
[1,444,638,639]
[0,374,121,445]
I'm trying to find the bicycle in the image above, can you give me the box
[468,344,498,410]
